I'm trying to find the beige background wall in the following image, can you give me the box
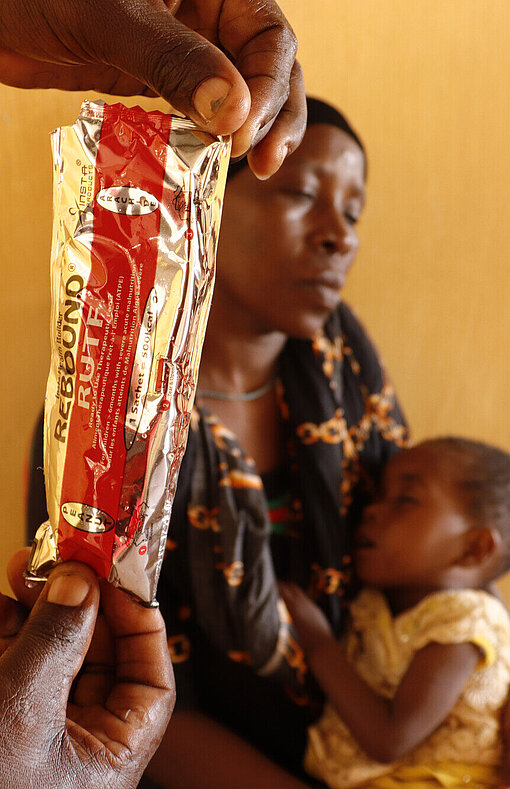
[1,1,509,595]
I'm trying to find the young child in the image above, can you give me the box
[280,437,510,788]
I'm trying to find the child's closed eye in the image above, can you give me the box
[394,494,419,506]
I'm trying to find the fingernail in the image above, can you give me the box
[193,77,231,122]
[47,573,90,607]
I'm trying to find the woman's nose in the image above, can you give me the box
[310,207,357,256]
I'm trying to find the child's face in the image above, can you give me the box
[355,445,472,589]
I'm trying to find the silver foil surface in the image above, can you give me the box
[26,100,231,604]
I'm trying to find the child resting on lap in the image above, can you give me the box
[281,437,510,788]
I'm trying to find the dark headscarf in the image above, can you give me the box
[227,96,366,180]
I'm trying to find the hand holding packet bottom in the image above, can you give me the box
[26,100,231,605]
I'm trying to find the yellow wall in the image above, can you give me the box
[1,1,509,595]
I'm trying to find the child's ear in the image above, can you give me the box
[455,528,502,567]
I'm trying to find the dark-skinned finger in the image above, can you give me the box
[101,583,175,735]
[66,584,174,769]
[67,677,173,782]
[72,666,116,707]
[81,611,115,666]
[73,612,115,706]
[70,2,252,135]
[0,562,100,737]
[214,0,299,158]
[0,0,251,134]
[247,59,306,178]
[100,582,174,691]
[0,51,158,96]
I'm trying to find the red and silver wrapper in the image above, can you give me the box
[26,100,231,604]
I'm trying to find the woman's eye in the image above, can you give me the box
[344,203,361,224]
[344,212,359,225]
[283,188,316,201]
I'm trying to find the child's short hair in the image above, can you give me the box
[421,437,510,577]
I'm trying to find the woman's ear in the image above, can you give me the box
[455,527,502,568]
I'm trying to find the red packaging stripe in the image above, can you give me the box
[57,107,172,577]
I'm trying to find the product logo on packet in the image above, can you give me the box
[61,502,115,533]
[96,186,159,216]
[54,273,85,445]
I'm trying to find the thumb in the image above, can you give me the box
[0,562,99,732]
[84,4,251,135]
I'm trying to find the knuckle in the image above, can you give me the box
[258,5,298,59]
[26,604,83,648]
[262,21,297,65]
[244,1,297,60]
[145,36,210,104]
[279,23,298,59]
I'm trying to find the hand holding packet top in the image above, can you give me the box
[27,100,231,605]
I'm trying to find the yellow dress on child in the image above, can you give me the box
[304,589,510,788]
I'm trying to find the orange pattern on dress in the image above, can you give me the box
[228,650,252,665]
[207,416,238,449]
[164,537,178,556]
[167,633,191,663]
[313,332,344,378]
[296,363,408,515]
[188,504,221,532]
[215,559,244,587]
[279,633,308,686]
[351,384,408,450]
[218,468,264,490]
[297,408,351,446]
[310,563,350,597]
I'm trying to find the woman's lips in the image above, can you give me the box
[297,274,346,308]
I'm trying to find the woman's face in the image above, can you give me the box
[215,124,366,339]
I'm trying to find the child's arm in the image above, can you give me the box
[280,583,480,764]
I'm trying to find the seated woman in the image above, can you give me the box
[28,98,409,787]
[143,97,410,787]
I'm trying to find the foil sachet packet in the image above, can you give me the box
[26,99,231,604]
